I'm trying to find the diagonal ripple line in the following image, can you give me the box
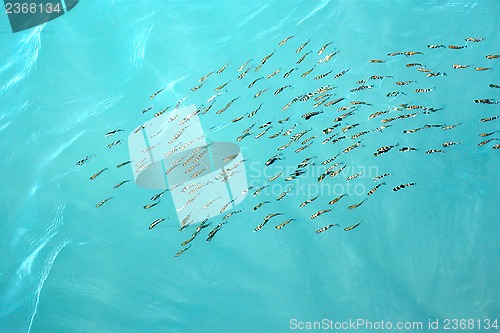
[27,241,68,333]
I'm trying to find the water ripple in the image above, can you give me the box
[42,131,84,168]
[27,241,67,333]
[234,3,270,30]
[1,204,66,332]
[129,15,154,68]
[297,0,331,26]
[0,26,42,93]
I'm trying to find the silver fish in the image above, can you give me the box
[296,39,310,53]
[253,201,270,211]
[150,88,165,99]
[149,218,167,230]
[278,35,294,46]
[269,170,283,182]
[206,222,226,242]
[238,59,253,71]
[220,198,236,214]
[344,220,363,231]
[113,180,130,189]
[217,62,230,74]
[174,245,191,257]
[223,209,242,220]
[310,209,331,219]
[176,193,200,212]
[107,140,123,149]
[348,199,366,210]
[367,182,386,196]
[96,197,113,208]
[105,129,123,137]
[253,185,268,196]
[275,218,295,230]
[328,194,347,205]
[316,224,339,234]
[266,68,281,79]
[277,188,293,201]
[90,168,108,180]
[299,196,318,208]
[393,182,416,191]
[254,213,283,232]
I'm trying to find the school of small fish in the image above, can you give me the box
[78,35,498,257]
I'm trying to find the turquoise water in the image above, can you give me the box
[1,1,499,332]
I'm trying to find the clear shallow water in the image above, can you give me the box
[0,1,499,332]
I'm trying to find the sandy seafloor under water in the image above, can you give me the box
[0,1,499,332]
